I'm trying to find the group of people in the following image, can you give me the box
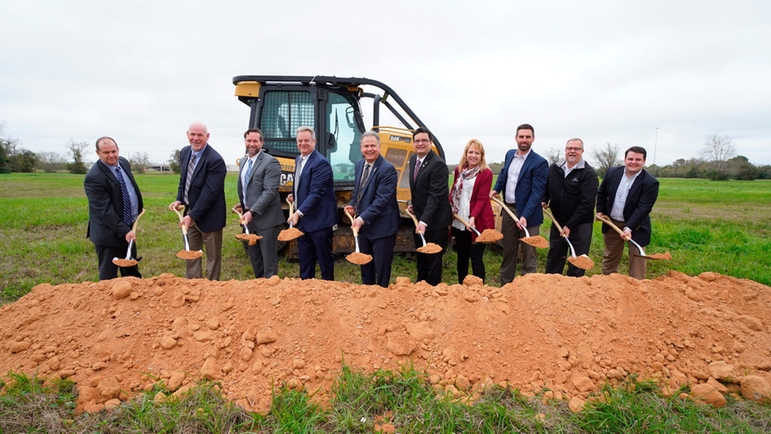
[84,122,659,286]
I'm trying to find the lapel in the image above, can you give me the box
[361,157,380,193]
[245,153,265,187]
[189,145,207,180]
[517,153,532,183]
[415,152,431,183]
[98,160,120,189]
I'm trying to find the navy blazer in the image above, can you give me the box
[349,155,400,240]
[295,150,337,233]
[596,166,660,246]
[493,149,549,226]
[408,150,452,232]
[176,144,227,233]
[85,157,144,248]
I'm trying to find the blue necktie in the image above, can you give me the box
[115,165,132,226]
[245,159,254,182]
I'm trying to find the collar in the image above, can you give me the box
[560,158,585,171]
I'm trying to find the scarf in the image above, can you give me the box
[451,165,480,216]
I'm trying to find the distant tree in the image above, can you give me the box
[0,123,17,173]
[726,155,758,180]
[168,149,181,174]
[756,165,771,180]
[545,147,561,165]
[701,134,735,180]
[487,161,503,175]
[11,149,38,172]
[590,142,621,176]
[67,140,89,174]
[129,152,151,174]
[37,151,67,173]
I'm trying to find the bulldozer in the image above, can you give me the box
[232,75,446,256]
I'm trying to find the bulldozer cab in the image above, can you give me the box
[233,75,444,254]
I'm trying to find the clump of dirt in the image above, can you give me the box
[176,250,203,260]
[111,259,138,268]
[522,235,550,249]
[235,234,261,246]
[277,227,303,242]
[567,255,595,270]
[646,251,673,261]
[416,243,442,254]
[1,271,770,414]
[475,229,503,244]
[346,252,373,265]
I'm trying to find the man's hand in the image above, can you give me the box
[621,227,632,240]
[489,190,499,199]
[288,212,300,227]
[517,216,528,229]
[242,211,252,225]
[416,222,427,234]
[286,194,294,204]
[352,216,364,231]
[561,226,571,238]
[181,215,193,230]
[125,230,136,242]
[169,200,182,212]
[344,205,354,216]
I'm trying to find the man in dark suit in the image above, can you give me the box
[287,126,337,280]
[237,128,284,278]
[84,136,144,280]
[542,138,598,277]
[408,127,452,286]
[344,131,400,287]
[596,146,660,279]
[491,123,549,285]
[168,122,227,280]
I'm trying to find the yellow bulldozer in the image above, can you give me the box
[232,75,447,256]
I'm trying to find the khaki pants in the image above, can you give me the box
[601,218,646,280]
[499,203,539,285]
[185,220,223,280]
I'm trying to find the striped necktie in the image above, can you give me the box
[115,165,133,226]
[184,153,196,205]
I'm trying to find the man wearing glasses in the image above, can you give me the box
[542,138,598,276]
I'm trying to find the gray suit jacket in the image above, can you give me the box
[237,151,285,230]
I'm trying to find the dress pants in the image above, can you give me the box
[96,244,141,280]
[545,222,593,277]
[185,220,223,280]
[499,203,539,285]
[359,233,397,287]
[298,226,334,281]
[601,218,646,280]
[452,227,486,283]
[413,228,447,286]
[246,223,281,278]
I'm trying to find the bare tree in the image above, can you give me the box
[37,151,67,173]
[129,152,151,174]
[545,147,562,165]
[168,149,181,174]
[67,140,90,174]
[702,134,736,176]
[590,142,621,176]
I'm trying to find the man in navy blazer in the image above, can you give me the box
[344,132,400,287]
[168,122,227,280]
[491,123,549,285]
[237,128,285,278]
[408,127,452,286]
[85,137,144,280]
[596,146,660,279]
[287,126,337,280]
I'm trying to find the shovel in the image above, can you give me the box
[277,197,304,242]
[595,214,671,260]
[112,208,146,267]
[231,206,262,246]
[490,196,549,248]
[405,208,442,254]
[542,206,594,270]
[343,209,373,265]
[452,214,503,244]
[171,205,204,260]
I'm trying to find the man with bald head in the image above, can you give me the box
[169,122,227,280]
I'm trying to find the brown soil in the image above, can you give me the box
[111,259,138,268]
[346,252,373,265]
[522,235,550,249]
[645,251,673,261]
[176,250,204,260]
[277,227,303,242]
[416,243,443,254]
[235,234,262,246]
[567,255,595,271]
[475,229,504,244]
[2,272,770,414]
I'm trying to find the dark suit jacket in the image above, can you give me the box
[238,152,285,230]
[542,160,598,229]
[408,150,452,232]
[450,167,495,240]
[295,150,337,233]
[176,144,227,233]
[349,155,400,240]
[85,157,144,248]
[596,166,660,246]
[493,149,549,226]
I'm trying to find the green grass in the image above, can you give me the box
[3,368,770,433]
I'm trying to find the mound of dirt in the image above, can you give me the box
[1,272,770,413]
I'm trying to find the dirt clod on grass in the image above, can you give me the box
[1,271,770,414]
[646,251,673,261]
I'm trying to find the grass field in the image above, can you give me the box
[1,173,771,432]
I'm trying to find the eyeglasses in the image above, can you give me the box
[414,139,431,144]
[565,147,583,151]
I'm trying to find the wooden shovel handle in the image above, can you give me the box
[171,205,188,235]
[595,213,628,238]
[343,209,359,237]
[452,214,481,235]
[541,206,564,233]
[491,196,519,221]
[131,208,146,232]
[404,208,420,228]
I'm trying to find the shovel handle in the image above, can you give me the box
[595,214,628,238]
[286,197,296,228]
[171,205,189,235]
[343,209,359,237]
[542,206,564,233]
[491,196,519,221]
[131,208,146,233]
[452,214,481,236]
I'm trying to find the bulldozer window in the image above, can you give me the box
[260,91,314,156]
[326,92,363,182]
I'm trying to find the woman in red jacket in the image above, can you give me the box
[449,139,495,283]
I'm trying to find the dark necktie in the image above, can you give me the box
[115,165,132,226]
[356,163,371,206]
[184,154,196,205]
[413,159,421,181]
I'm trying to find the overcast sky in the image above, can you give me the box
[2,0,770,170]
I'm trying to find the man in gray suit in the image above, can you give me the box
[236,128,284,278]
